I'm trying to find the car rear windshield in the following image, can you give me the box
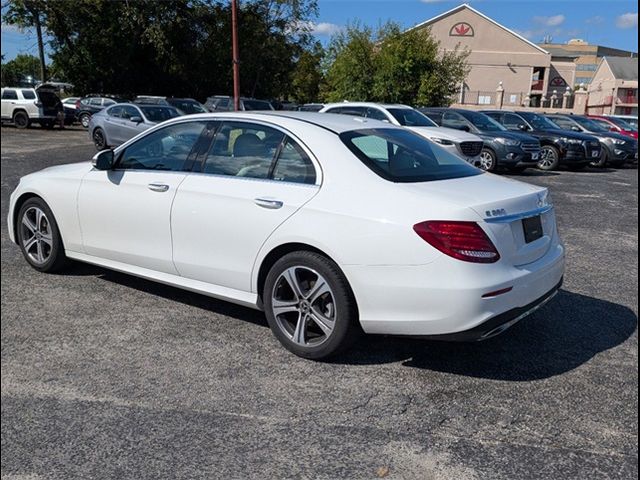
[169,99,207,114]
[243,99,272,110]
[386,108,437,127]
[140,106,181,122]
[340,128,482,183]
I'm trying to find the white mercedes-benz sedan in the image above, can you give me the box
[8,112,565,359]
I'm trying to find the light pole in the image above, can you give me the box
[231,0,240,111]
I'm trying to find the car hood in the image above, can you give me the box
[24,161,93,182]
[406,126,482,142]
[476,131,538,142]
[586,131,633,142]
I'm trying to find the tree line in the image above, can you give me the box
[2,0,469,107]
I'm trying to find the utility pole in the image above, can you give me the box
[231,0,240,111]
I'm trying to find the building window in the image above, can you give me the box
[575,76,593,84]
[478,95,492,105]
[576,64,598,71]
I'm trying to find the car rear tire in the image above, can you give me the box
[93,128,107,150]
[79,113,91,129]
[13,111,29,129]
[538,145,560,171]
[263,251,360,360]
[479,148,497,172]
[16,197,69,273]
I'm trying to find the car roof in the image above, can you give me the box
[159,111,400,134]
[322,102,412,110]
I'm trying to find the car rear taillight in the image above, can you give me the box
[413,221,500,263]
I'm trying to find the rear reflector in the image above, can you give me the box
[482,287,513,298]
[413,221,500,263]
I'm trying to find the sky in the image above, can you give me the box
[1,0,638,62]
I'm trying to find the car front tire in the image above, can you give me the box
[479,148,497,172]
[263,251,360,360]
[16,197,69,273]
[538,145,560,171]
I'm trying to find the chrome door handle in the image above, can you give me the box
[254,198,283,209]
[148,183,170,192]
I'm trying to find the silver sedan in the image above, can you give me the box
[88,103,180,150]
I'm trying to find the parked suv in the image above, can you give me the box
[133,96,207,115]
[546,114,637,167]
[204,95,274,112]
[482,110,601,170]
[76,95,128,128]
[1,85,63,129]
[421,108,540,172]
[320,102,484,165]
[587,115,638,140]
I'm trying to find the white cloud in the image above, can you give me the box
[288,20,342,37]
[533,15,566,27]
[616,13,638,29]
[585,16,605,25]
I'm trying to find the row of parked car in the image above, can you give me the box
[2,86,637,172]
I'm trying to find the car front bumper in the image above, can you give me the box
[344,241,566,338]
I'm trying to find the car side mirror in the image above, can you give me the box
[130,116,143,124]
[571,126,581,132]
[610,126,617,132]
[92,149,114,170]
[457,125,471,132]
[518,124,529,131]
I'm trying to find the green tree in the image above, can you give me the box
[1,54,42,86]
[322,22,469,106]
[290,42,324,103]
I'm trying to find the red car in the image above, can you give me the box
[587,115,638,140]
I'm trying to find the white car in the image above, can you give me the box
[8,112,565,359]
[319,102,485,165]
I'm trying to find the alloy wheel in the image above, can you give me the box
[93,129,106,149]
[479,151,495,171]
[271,266,336,347]
[81,114,91,128]
[20,206,53,265]
[538,147,556,169]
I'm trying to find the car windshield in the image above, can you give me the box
[243,99,272,110]
[521,113,560,130]
[169,100,207,114]
[607,116,637,131]
[341,128,482,183]
[140,106,181,122]
[386,108,437,127]
[462,110,506,131]
[571,116,610,132]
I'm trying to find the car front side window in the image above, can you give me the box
[503,113,526,130]
[118,121,208,171]
[121,106,140,121]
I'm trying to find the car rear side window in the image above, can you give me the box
[341,128,481,183]
[21,90,36,99]
[203,122,284,179]
[272,138,316,184]
[107,106,123,118]
[2,89,18,100]
[118,121,207,171]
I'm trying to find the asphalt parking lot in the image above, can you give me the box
[1,125,638,480]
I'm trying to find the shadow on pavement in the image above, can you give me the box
[66,262,637,381]
[338,289,637,381]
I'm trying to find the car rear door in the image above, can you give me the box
[171,120,320,292]
[77,120,210,273]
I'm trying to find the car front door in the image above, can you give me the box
[171,120,320,292]
[103,105,124,145]
[77,120,209,274]
[118,105,147,143]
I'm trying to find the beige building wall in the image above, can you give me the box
[413,5,551,104]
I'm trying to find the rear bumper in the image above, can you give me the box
[414,278,562,341]
[345,241,565,337]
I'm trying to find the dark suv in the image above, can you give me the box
[421,108,541,172]
[482,110,601,170]
[76,95,128,128]
[545,114,637,167]
[205,95,274,112]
